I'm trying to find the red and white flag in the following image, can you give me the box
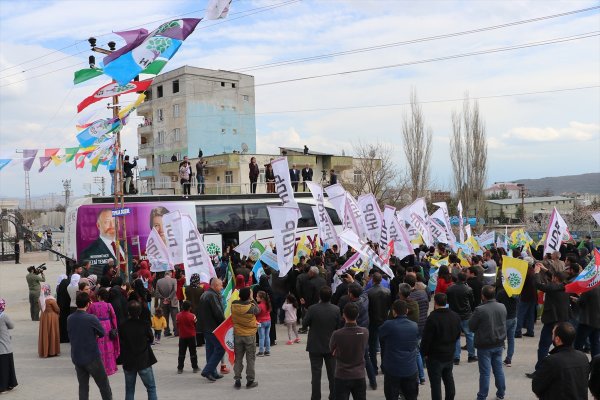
[565,249,600,295]
[213,316,235,364]
[77,79,153,113]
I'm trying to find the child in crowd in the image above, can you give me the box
[256,291,272,356]
[281,294,300,345]
[176,301,199,374]
[151,308,167,345]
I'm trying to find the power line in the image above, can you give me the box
[0,0,301,78]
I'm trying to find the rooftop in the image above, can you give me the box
[279,147,334,156]
[486,196,573,205]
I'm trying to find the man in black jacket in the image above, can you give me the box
[532,322,589,400]
[302,287,341,400]
[198,278,225,381]
[366,272,391,375]
[299,267,327,310]
[123,155,137,195]
[421,293,462,400]
[119,300,158,399]
[301,164,313,191]
[466,267,483,308]
[447,272,476,364]
[573,284,600,358]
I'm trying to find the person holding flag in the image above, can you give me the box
[198,279,226,382]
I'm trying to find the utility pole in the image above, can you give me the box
[89,37,129,280]
[93,176,105,196]
[517,183,526,223]
[62,179,71,207]
[15,150,31,224]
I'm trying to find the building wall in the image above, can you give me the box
[486,198,575,220]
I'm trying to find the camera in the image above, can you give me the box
[27,263,46,274]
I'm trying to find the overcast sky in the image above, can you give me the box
[0,0,598,199]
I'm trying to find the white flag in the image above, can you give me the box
[428,218,448,244]
[478,231,495,247]
[267,206,301,277]
[271,157,298,208]
[382,205,414,259]
[339,229,394,278]
[324,184,347,222]
[324,183,346,199]
[205,0,231,20]
[592,211,600,226]
[465,224,472,239]
[410,212,433,247]
[397,206,419,241]
[311,206,340,250]
[162,211,185,265]
[233,234,256,258]
[544,207,569,255]
[358,193,383,244]
[145,227,173,272]
[306,181,324,205]
[432,202,457,249]
[344,193,368,240]
[181,214,217,285]
[457,200,465,243]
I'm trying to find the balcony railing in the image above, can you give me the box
[135,180,330,196]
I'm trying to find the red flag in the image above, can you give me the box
[77,79,153,113]
[213,316,235,364]
[565,249,600,295]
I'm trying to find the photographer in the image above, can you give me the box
[123,155,138,195]
[26,265,46,321]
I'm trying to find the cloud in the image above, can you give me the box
[503,121,599,142]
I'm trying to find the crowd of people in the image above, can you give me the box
[1,237,600,399]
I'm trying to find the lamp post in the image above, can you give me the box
[88,37,130,281]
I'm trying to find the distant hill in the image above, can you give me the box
[514,173,600,195]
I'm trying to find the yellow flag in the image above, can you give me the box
[294,235,311,264]
[467,236,481,253]
[501,255,528,296]
[457,250,470,267]
[224,289,240,318]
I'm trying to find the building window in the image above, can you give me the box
[232,83,236,88]
[172,80,179,93]
[157,131,165,144]
[157,85,163,98]
[173,128,180,142]
[354,170,362,184]
[173,104,180,118]
[158,154,164,164]
[225,171,233,184]
[232,128,238,135]
[243,95,249,101]
[157,109,163,122]
[221,128,226,135]
[221,82,225,87]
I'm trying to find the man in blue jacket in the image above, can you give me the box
[379,299,420,400]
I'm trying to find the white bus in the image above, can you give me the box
[64,193,341,266]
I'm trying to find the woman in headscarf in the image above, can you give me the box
[0,299,18,393]
[128,279,151,325]
[38,283,60,358]
[109,277,128,327]
[88,288,120,376]
[56,274,70,343]
[67,273,81,314]
[185,273,205,347]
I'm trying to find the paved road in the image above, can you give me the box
[1,251,549,400]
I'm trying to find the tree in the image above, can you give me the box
[401,88,432,200]
[350,142,407,206]
[450,94,488,222]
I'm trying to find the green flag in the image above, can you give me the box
[74,67,104,85]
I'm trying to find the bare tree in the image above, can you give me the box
[450,93,488,221]
[402,88,432,200]
[349,142,407,206]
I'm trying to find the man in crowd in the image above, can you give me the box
[532,322,590,400]
[298,266,327,327]
[26,265,45,321]
[406,274,429,385]
[302,286,340,400]
[68,292,113,400]
[515,261,537,338]
[156,270,179,337]
[231,287,260,389]
[366,272,391,376]
[198,278,226,382]
[482,251,497,286]
[330,303,368,400]
[421,293,462,400]
[123,155,137,195]
[301,163,313,191]
[379,300,420,400]
[196,157,206,195]
[446,272,476,364]
[466,266,483,308]
[573,283,600,357]
[469,285,507,400]
[289,164,301,192]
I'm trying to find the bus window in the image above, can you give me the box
[243,204,271,230]
[203,205,244,233]
[298,203,317,228]
[326,207,342,225]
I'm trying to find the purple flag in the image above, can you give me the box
[38,156,52,172]
[114,28,148,45]
[23,149,37,171]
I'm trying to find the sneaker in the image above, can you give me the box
[177,369,183,374]
[468,356,479,363]
[420,378,426,385]
[286,340,294,345]
[294,338,301,343]
[453,359,460,366]
[246,381,258,388]
[234,379,241,389]
[257,352,264,357]
[264,351,270,356]
[220,365,230,374]
[193,368,200,373]
[503,359,511,367]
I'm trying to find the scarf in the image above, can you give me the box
[69,273,81,288]
[88,274,98,290]
[57,274,68,286]
[190,273,201,288]
[39,283,56,312]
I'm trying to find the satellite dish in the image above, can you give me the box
[241,143,249,154]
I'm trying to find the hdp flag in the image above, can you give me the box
[252,260,265,282]
[233,234,257,258]
[213,316,235,364]
[501,256,529,297]
[103,18,201,86]
[565,249,600,295]
[77,80,153,113]
[38,149,59,172]
[76,118,120,147]
[206,0,232,20]
[22,149,37,171]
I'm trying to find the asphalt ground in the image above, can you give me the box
[0,250,563,400]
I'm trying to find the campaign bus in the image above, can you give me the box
[64,193,342,268]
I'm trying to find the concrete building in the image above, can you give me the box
[486,196,575,222]
[484,182,522,199]
[153,147,376,195]
[136,66,256,191]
